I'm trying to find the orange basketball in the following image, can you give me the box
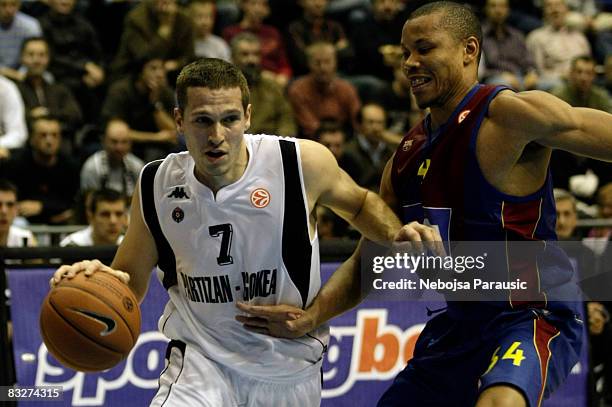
[39,271,141,372]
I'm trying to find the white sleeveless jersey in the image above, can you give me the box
[139,134,329,380]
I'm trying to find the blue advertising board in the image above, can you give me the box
[7,265,587,406]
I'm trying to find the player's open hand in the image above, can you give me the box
[235,302,315,339]
[50,259,130,288]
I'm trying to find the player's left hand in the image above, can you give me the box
[235,302,315,338]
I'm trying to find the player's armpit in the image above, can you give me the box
[489,90,612,161]
[111,180,158,303]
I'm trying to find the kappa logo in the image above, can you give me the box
[458,110,471,123]
[250,188,270,208]
[172,207,185,223]
[168,187,189,199]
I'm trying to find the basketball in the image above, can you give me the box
[39,271,141,372]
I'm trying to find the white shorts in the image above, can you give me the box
[150,340,322,407]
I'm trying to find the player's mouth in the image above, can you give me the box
[205,150,227,163]
[409,76,432,92]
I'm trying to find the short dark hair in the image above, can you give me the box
[0,179,17,196]
[28,114,61,136]
[356,102,387,125]
[89,188,126,214]
[20,36,48,56]
[408,1,482,63]
[571,55,596,69]
[314,119,345,141]
[176,58,250,112]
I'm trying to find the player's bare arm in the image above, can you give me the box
[299,139,402,242]
[490,90,612,161]
[50,181,158,304]
[237,155,442,338]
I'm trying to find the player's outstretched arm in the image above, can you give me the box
[300,139,402,242]
[237,152,441,338]
[50,182,158,304]
[490,90,612,161]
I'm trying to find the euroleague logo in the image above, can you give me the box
[458,109,471,123]
[250,188,270,208]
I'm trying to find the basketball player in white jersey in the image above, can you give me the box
[51,58,438,406]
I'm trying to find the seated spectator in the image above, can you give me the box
[111,0,194,79]
[60,188,127,246]
[587,301,612,406]
[288,41,360,138]
[38,0,105,122]
[287,0,352,76]
[0,75,27,158]
[15,37,83,141]
[223,0,291,86]
[590,182,612,239]
[0,0,42,81]
[315,119,346,163]
[554,188,581,240]
[80,119,144,200]
[190,0,231,62]
[526,0,591,90]
[481,0,539,90]
[0,179,35,247]
[552,55,611,112]
[348,0,408,81]
[231,33,296,136]
[342,103,395,190]
[2,115,78,225]
[102,52,178,162]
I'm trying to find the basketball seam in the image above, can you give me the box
[55,279,139,344]
[47,291,129,356]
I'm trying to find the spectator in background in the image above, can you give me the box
[1,115,79,224]
[112,0,194,79]
[526,0,591,90]
[315,119,346,163]
[16,37,82,140]
[0,0,41,81]
[231,33,296,136]
[481,0,539,90]
[552,55,611,112]
[288,41,360,138]
[554,188,581,240]
[80,119,144,200]
[287,0,352,76]
[587,301,612,407]
[348,0,408,82]
[38,0,105,122]
[190,0,231,62]
[0,179,35,247]
[60,188,127,246]
[102,52,177,162]
[0,75,27,159]
[222,0,291,86]
[341,103,395,190]
[593,182,612,237]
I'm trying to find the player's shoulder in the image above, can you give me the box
[488,89,552,123]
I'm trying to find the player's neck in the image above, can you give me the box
[429,80,478,130]
[195,145,250,195]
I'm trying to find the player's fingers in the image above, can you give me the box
[243,325,270,336]
[236,302,301,320]
[235,315,269,327]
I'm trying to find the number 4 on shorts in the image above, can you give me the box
[484,341,526,375]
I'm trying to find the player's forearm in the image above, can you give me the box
[574,108,612,161]
[348,190,402,243]
[306,245,364,328]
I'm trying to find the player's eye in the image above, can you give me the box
[222,116,240,125]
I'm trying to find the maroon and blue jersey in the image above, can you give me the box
[390,84,580,316]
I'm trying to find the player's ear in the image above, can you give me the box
[174,107,184,133]
[464,36,479,65]
[244,104,252,132]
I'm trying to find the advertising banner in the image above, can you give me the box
[7,265,587,406]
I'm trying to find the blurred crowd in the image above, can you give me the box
[0,0,611,403]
